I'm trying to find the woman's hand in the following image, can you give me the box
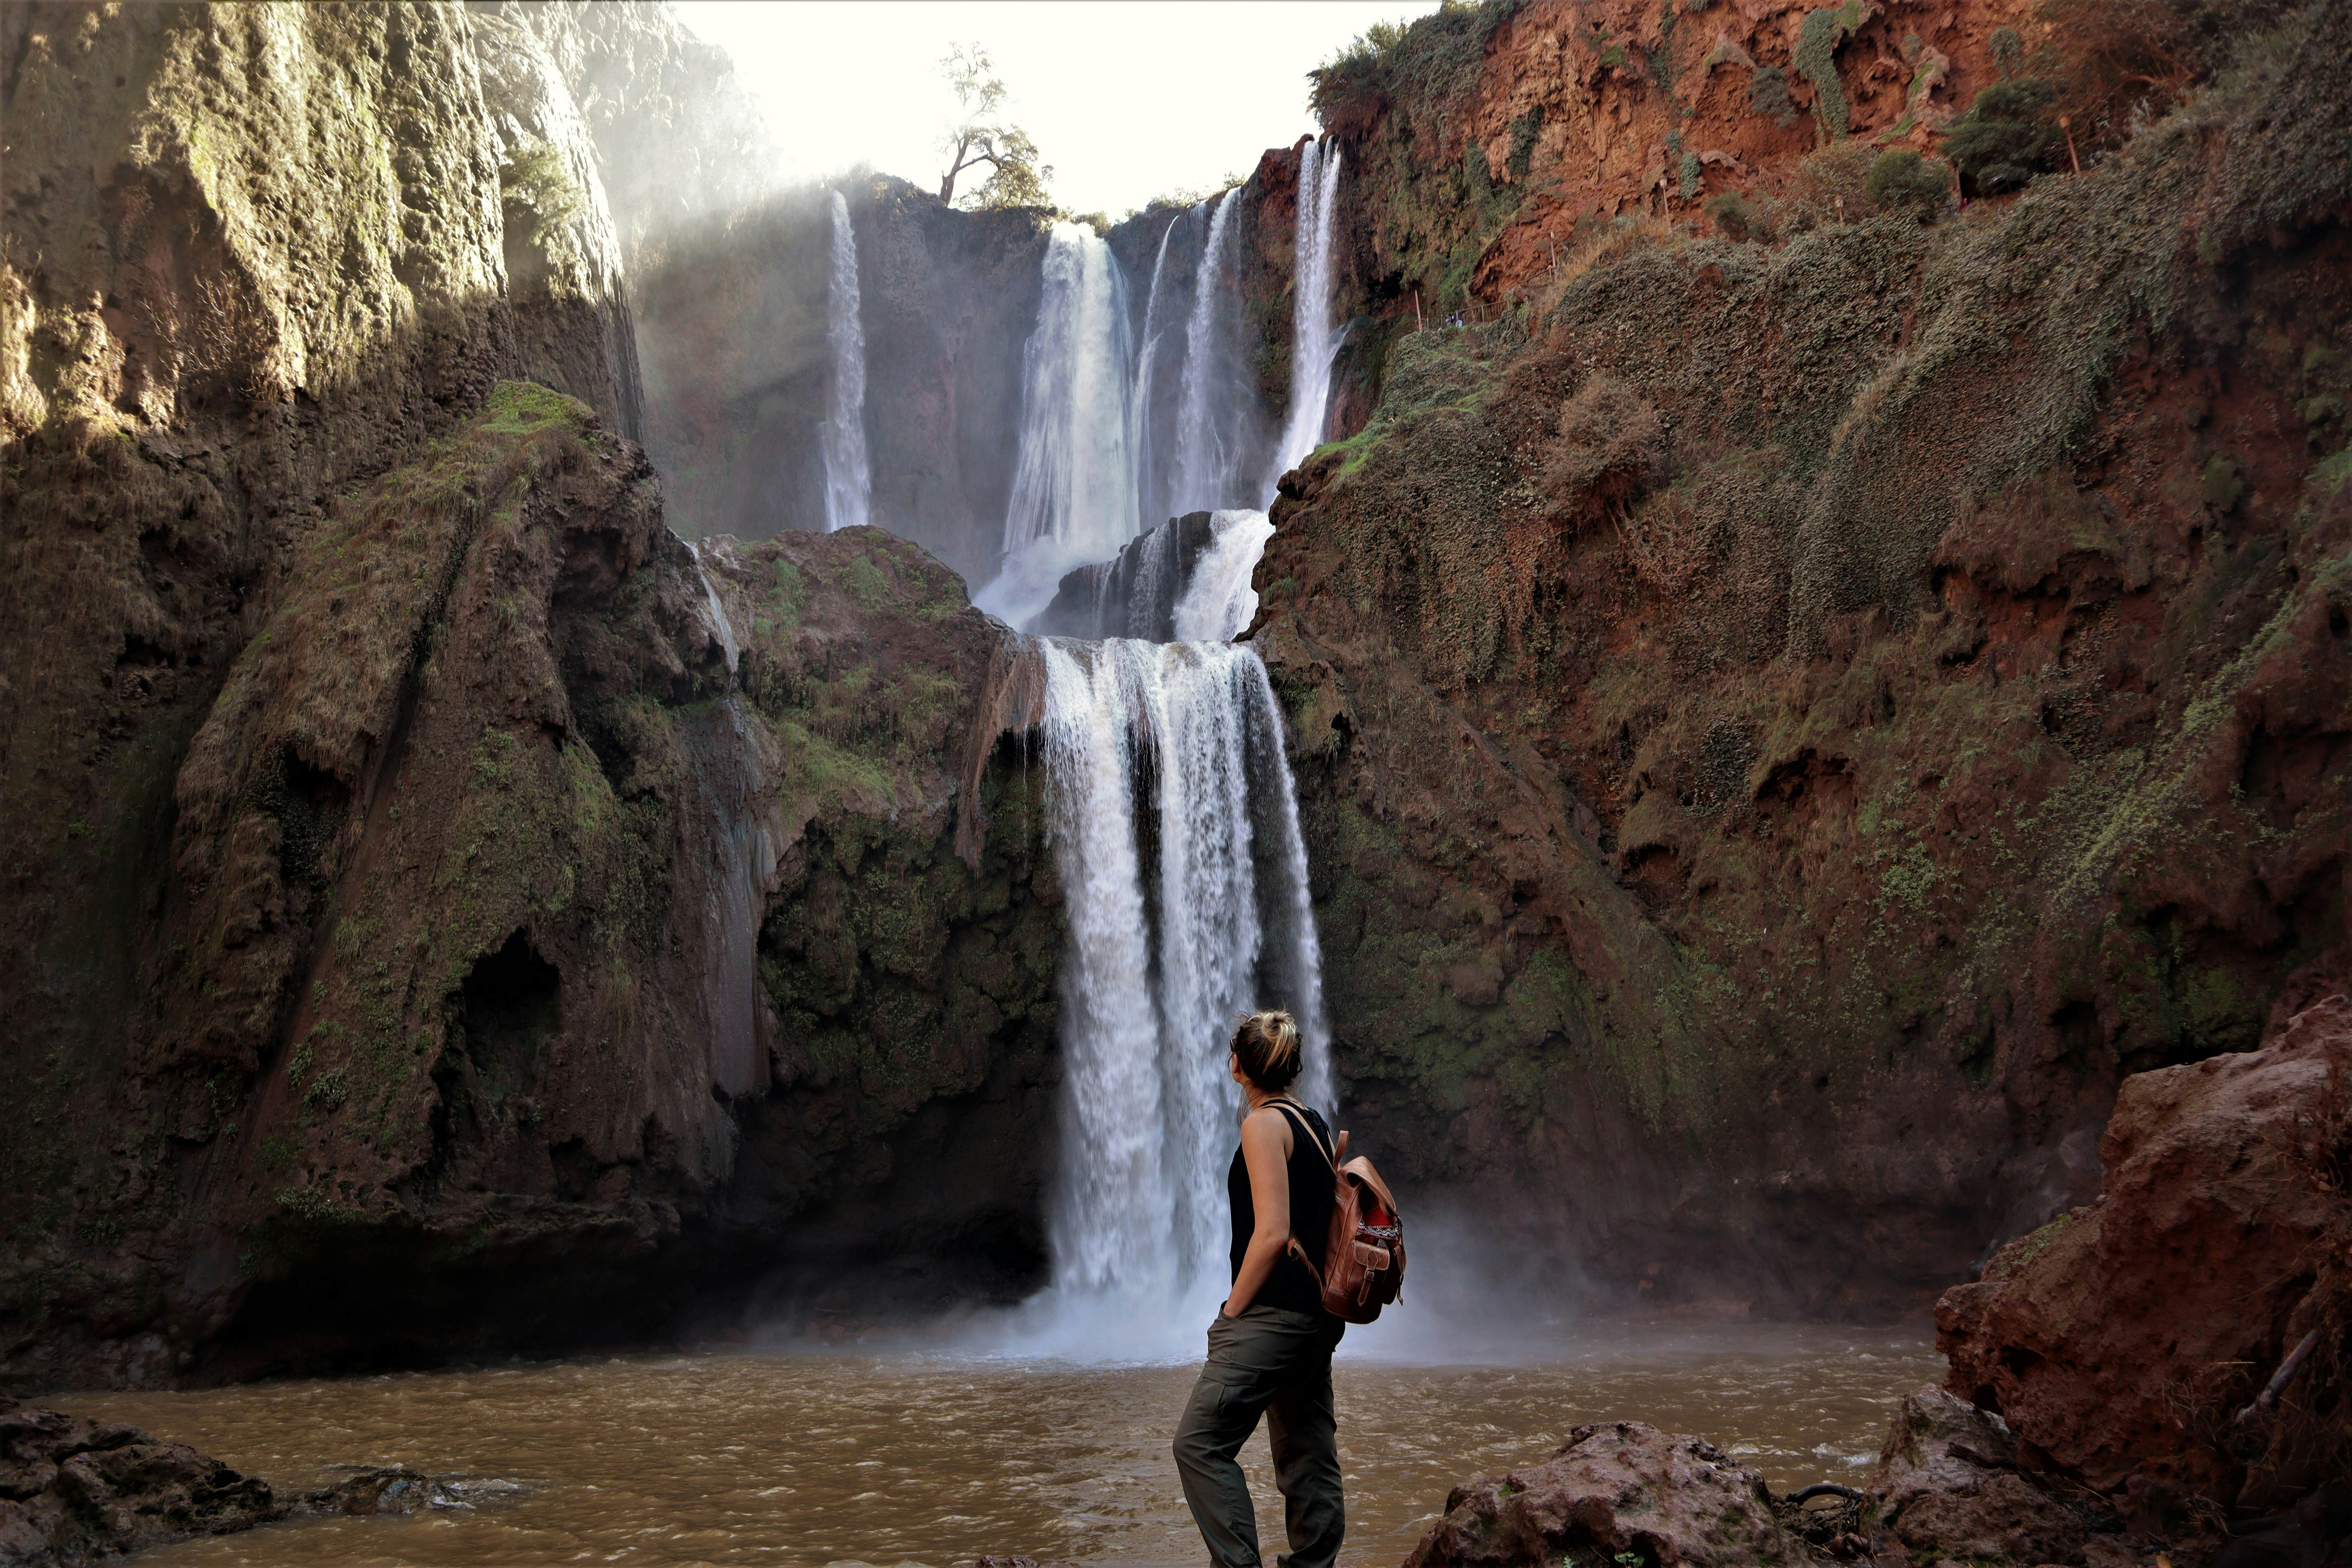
[1221,1106,1293,1318]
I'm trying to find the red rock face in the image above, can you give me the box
[1254,0,2352,1314]
[1937,996,2352,1501]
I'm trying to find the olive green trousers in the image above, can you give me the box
[1171,1304,1346,1568]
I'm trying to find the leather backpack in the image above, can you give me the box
[1272,1101,1407,1324]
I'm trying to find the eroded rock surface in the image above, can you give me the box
[1938,996,2352,1503]
[1870,1385,2105,1565]
[0,1397,277,1566]
[1403,1421,1800,1568]
[0,4,1058,1387]
[1253,0,2352,1315]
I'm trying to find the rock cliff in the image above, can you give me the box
[0,2,1058,1387]
[1254,0,2350,1313]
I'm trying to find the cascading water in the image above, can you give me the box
[1166,189,1253,517]
[1129,211,1183,531]
[1171,510,1278,643]
[821,190,872,533]
[1268,140,1345,492]
[974,223,1139,630]
[1020,637,1330,1349]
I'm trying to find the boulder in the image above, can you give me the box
[1403,1420,1802,1568]
[0,1398,278,1566]
[1870,1385,2102,1564]
[1936,996,2352,1500]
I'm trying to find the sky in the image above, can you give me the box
[672,2,1437,217]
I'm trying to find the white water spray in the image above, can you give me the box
[976,224,1139,629]
[1172,510,1278,643]
[1130,212,1182,529]
[1013,637,1329,1352]
[821,190,872,533]
[1269,141,1345,492]
[1168,189,1247,517]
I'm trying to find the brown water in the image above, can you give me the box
[65,1323,1936,1568]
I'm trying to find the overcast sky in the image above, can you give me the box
[672,2,1437,216]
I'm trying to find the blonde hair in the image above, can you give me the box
[1230,1010,1303,1091]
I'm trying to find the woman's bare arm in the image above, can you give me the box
[1221,1109,1293,1318]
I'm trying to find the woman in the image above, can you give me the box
[1172,1009,1345,1568]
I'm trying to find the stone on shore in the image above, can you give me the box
[1402,1419,1802,1568]
[0,1397,279,1566]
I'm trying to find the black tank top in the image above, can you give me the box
[1227,1099,1336,1316]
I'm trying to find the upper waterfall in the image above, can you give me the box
[975,223,1140,629]
[1269,140,1344,491]
[1166,189,1256,519]
[821,191,873,534]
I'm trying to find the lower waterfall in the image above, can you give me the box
[1012,636,1330,1352]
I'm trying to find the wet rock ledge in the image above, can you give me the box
[0,1393,521,1566]
[0,1395,273,1566]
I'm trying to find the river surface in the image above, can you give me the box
[66,1322,1936,1568]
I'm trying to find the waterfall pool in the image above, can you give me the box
[60,1320,1937,1566]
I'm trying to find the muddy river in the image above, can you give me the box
[64,1321,1936,1566]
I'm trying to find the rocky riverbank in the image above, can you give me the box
[1399,995,2352,1567]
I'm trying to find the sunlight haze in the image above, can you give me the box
[673,1,1437,214]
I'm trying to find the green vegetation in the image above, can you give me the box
[1865,149,1951,219]
[1794,0,1872,139]
[1308,0,1525,133]
[499,140,585,246]
[1747,65,1800,128]
[1945,79,2062,194]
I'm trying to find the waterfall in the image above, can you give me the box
[1268,140,1345,491]
[975,223,1140,629]
[1171,510,1278,643]
[1031,637,1331,1338]
[1130,212,1182,532]
[1167,189,1250,517]
[821,190,872,533]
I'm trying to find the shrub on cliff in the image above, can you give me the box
[1866,149,1953,219]
[1309,0,1524,136]
[1705,191,1780,242]
[1780,139,1880,231]
[1746,64,1801,128]
[500,140,585,246]
[2035,0,2199,153]
[1945,79,2063,194]
[1538,374,1667,526]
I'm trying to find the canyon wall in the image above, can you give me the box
[1257,0,2350,1312]
[3,0,2347,1388]
[0,2,1060,1387]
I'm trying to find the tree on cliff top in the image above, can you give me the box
[936,44,1052,210]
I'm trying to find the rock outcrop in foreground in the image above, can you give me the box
[1407,999,2352,1567]
[1405,1421,1801,1568]
[0,1395,276,1566]
[1940,995,2352,1513]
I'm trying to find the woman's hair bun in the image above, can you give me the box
[1230,1009,1303,1091]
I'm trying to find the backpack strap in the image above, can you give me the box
[1266,1098,1334,1170]
[1262,1099,1337,1289]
